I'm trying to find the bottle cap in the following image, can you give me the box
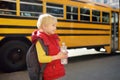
[62,42,65,46]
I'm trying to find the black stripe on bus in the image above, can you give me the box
[0,34,31,36]
[57,27,110,31]
[0,25,37,29]
[68,44,110,49]
[0,15,38,20]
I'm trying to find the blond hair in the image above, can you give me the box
[37,14,57,29]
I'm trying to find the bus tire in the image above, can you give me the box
[0,40,29,72]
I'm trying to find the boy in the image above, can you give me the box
[31,14,68,80]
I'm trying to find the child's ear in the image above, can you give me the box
[42,24,47,27]
[41,24,47,30]
[41,24,45,28]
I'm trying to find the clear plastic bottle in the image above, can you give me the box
[61,42,68,64]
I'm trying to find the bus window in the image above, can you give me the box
[102,12,110,23]
[46,3,63,18]
[66,6,78,21]
[0,1,16,15]
[20,1,42,17]
[92,10,100,23]
[80,8,90,22]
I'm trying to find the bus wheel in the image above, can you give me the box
[0,40,29,72]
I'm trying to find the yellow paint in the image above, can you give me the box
[56,30,109,34]
[0,36,5,40]
[0,18,37,26]
[0,28,34,34]
[0,0,119,54]
[57,22,110,29]
[104,46,111,53]
[26,36,32,41]
[16,0,20,16]
[59,36,110,47]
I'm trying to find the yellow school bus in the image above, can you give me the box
[0,0,120,72]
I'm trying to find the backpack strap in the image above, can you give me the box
[38,38,48,55]
[37,38,48,80]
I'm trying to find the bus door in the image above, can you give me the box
[111,12,119,52]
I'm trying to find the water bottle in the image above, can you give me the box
[61,42,68,64]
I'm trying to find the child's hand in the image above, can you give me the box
[52,51,68,60]
[57,51,68,59]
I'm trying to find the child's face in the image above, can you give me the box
[43,23,57,35]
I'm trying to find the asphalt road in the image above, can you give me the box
[0,53,120,80]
